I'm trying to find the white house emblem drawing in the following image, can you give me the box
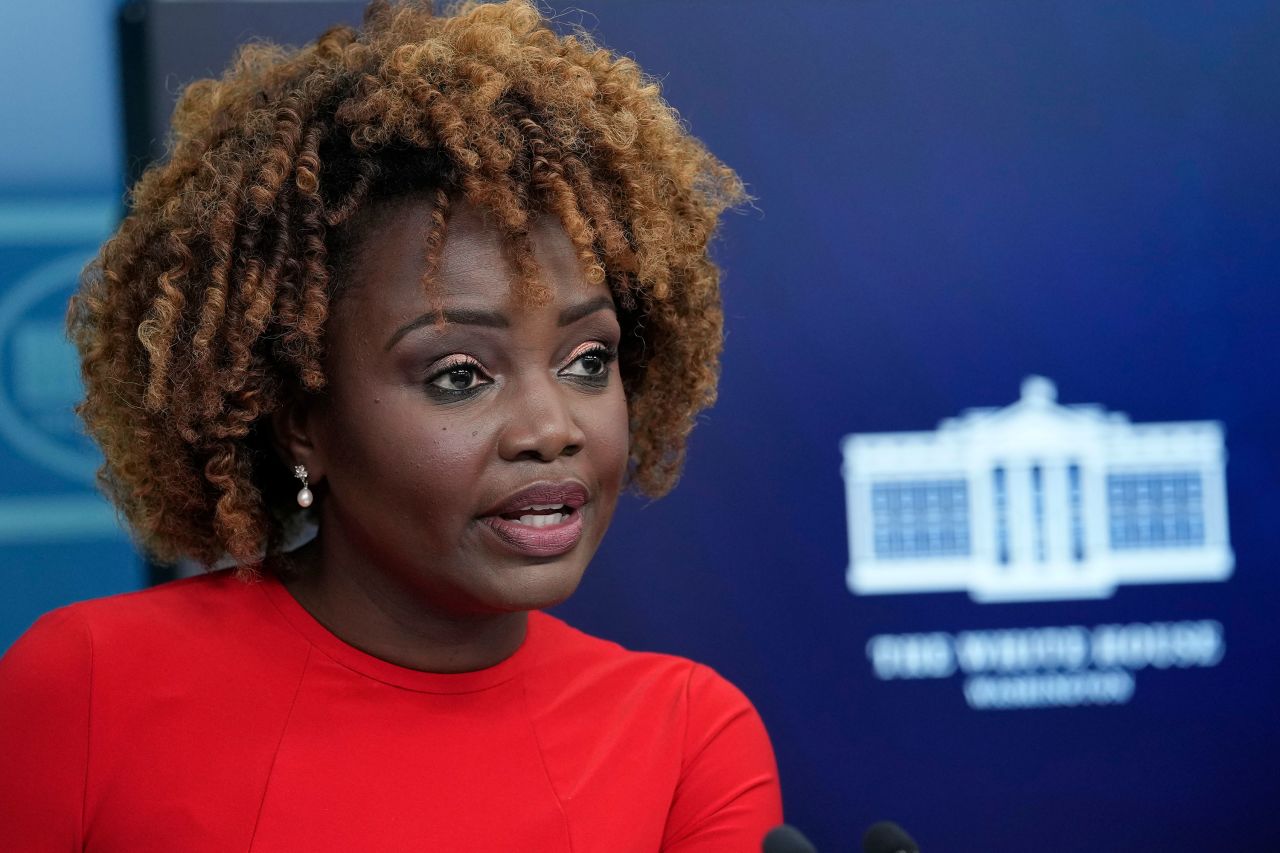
[841,377,1232,602]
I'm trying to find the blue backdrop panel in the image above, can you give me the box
[541,2,1280,850]
[0,199,143,650]
[0,0,142,648]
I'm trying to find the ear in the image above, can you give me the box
[270,389,326,487]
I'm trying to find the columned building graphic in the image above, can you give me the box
[841,377,1233,602]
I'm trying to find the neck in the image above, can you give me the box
[272,535,528,674]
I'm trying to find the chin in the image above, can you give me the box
[492,560,587,611]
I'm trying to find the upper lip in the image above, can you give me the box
[481,480,590,517]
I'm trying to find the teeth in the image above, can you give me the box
[515,513,569,527]
[520,503,566,511]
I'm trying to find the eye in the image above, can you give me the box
[425,356,491,397]
[559,343,618,380]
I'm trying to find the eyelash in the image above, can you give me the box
[423,344,618,401]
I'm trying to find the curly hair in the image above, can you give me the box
[68,0,745,573]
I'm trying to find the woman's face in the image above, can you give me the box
[295,195,629,616]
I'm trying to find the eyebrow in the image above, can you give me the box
[385,295,617,351]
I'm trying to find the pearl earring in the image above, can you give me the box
[293,464,313,508]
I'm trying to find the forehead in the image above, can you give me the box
[341,194,594,319]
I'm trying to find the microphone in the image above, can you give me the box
[762,823,819,853]
[862,820,919,853]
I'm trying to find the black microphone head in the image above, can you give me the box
[762,823,819,853]
[862,820,919,853]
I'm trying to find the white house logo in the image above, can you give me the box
[846,378,1232,710]
[841,376,1232,603]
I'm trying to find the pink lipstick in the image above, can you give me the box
[479,481,588,558]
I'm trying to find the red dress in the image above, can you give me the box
[0,569,782,851]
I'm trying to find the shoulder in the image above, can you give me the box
[0,598,98,848]
[62,567,264,634]
[0,571,305,846]
[1,568,287,685]
[529,611,767,731]
[528,615,782,845]
[530,610,702,688]
[0,601,94,701]
[55,563,272,637]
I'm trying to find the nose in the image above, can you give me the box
[498,371,587,462]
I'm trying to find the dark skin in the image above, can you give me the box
[271,195,630,674]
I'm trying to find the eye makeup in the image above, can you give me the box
[424,354,492,400]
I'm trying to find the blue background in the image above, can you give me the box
[0,0,142,648]
[1,1,1277,850]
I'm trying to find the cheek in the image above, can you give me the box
[592,386,631,482]
[319,388,491,516]
[406,424,490,488]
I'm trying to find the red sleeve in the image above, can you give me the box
[661,663,783,852]
[0,606,93,851]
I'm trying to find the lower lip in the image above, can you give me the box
[480,510,584,557]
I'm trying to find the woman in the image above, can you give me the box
[0,1,781,849]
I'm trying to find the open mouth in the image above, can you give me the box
[498,503,573,528]
[481,505,584,557]
[480,481,589,557]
